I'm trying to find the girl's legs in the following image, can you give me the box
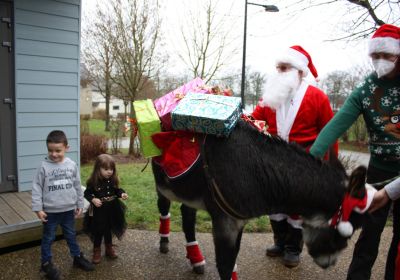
[105,230,117,258]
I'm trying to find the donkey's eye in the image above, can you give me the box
[390,115,399,124]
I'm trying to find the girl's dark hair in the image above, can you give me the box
[86,154,120,189]
[46,130,68,146]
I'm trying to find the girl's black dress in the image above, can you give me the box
[83,179,127,241]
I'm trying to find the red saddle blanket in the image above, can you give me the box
[152,131,200,178]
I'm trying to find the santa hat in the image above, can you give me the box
[331,184,377,237]
[368,24,400,55]
[275,45,319,79]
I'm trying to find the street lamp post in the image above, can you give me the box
[240,1,279,108]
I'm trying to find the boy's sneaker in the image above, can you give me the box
[41,261,61,280]
[73,253,95,271]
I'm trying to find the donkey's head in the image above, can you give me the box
[302,165,376,269]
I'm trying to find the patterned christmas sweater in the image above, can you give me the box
[310,73,400,172]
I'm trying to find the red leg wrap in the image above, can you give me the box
[159,216,170,237]
[186,243,205,266]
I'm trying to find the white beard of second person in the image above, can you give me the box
[260,68,301,111]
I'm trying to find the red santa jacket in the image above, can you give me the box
[252,85,338,158]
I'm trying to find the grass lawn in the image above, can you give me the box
[80,161,271,233]
[85,119,111,138]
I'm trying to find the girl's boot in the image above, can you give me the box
[92,247,101,264]
[105,244,118,259]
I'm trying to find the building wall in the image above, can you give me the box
[92,91,131,118]
[80,86,92,116]
[14,0,81,191]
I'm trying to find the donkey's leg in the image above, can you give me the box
[157,190,171,253]
[212,214,245,280]
[181,204,205,274]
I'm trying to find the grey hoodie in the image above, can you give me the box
[32,157,84,213]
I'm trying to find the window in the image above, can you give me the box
[113,105,120,110]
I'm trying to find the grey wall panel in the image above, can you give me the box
[15,9,78,31]
[16,39,78,59]
[19,139,79,156]
[17,55,78,72]
[17,112,78,126]
[15,24,79,45]
[15,0,79,18]
[18,99,77,113]
[18,126,78,142]
[17,84,78,99]
[17,70,77,86]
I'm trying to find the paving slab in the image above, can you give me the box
[0,228,391,279]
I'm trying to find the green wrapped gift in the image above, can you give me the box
[133,99,162,158]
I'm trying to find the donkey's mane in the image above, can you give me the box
[204,119,347,219]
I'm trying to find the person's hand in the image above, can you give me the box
[121,193,128,200]
[369,188,390,213]
[92,198,102,207]
[75,208,82,218]
[36,210,48,222]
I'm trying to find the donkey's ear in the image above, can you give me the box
[347,166,367,198]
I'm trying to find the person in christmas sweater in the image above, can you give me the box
[252,45,338,268]
[310,24,400,280]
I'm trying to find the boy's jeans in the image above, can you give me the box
[41,210,81,264]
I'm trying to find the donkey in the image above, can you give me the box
[152,119,371,280]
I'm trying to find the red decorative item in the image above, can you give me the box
[186,242,205,267]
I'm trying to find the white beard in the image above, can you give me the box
[260,69,301,110]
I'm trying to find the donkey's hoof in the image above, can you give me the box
[192,265,205,274]
[159,242,169,254]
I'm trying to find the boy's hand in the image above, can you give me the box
[36,211,48,222]
[121,193,129,200]
[92,198,102,207]
[75,208,83,218]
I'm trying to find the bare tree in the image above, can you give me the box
[177,0,239,83]
[109,0,163,155]
[82,5,116,131]
[284,0,399,40]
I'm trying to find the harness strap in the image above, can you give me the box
[200,135,249,220]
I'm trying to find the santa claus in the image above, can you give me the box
[252,45,338,268]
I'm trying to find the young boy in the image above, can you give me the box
[32,130,94,280]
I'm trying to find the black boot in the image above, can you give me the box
[41,261,61,280]
[283,226,303,268]
[266,219,288,257]
[73,252,95,271]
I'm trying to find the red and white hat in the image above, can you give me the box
[331,184,377,237]
[275,45,319,79]
[368,24,400,55]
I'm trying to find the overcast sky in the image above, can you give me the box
[82,0,379,80]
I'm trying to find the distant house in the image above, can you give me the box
[0,0,82,248]
[91,90,131,118]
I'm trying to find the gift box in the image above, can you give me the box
[171,92,242,137]
[153,77,207,130]
[133,99,162,158]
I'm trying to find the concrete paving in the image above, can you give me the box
[0,227,392,280]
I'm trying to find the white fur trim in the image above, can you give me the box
[369,37,400,55]
[160,213,171,219]
[159,233,170,237]
[354,184,377,213]
[276,48,309,76]
[186,241,199,247]
[269,213,288,221]
[337,221,353,237]
[287,216,303,229]
[192,260,206,267]
[233,263,237,272]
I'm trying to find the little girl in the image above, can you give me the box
[83,154,128,264]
